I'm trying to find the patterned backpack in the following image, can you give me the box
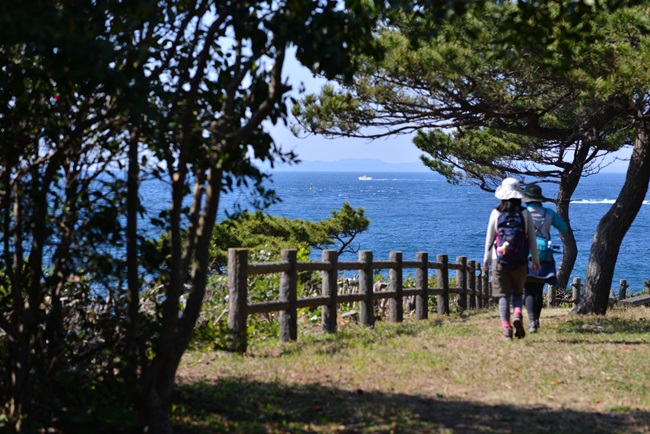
[495,210,529,269]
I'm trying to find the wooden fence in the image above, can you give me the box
[562,277,649,307]
[226,248,489,353]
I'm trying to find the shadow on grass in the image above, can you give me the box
[557,316,650,335]
[173,378,650,434]
[554,339,648,346]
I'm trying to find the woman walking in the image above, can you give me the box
[484,178,540,340]
[523,184,568,333]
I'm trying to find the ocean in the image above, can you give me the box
[212,171,649,294]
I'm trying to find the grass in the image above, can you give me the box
[174,305,650,433]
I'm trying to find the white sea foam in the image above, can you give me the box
[571,199,650,205]
[571,199,616,204]
[358,176,404,181]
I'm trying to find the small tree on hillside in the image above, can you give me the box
[209,202,370,268]
[318,202,371,256]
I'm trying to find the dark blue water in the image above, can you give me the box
[138,171,648,292]
[219,171,648,293]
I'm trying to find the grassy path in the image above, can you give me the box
[175,306,650,433]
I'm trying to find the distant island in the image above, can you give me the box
[270,158,430,172]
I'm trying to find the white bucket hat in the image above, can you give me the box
[495,177,524,200]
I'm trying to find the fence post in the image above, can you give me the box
[571,277,581,308]
[279,249,298,342]
[415,252,429,320]
[475,262,483,309]
[359,250,374,326]
[456,256,468,312]
[321,249,338,333]
[619,279,628,300]
[483,266,490,307]
[227,248,249,353]
[389,251,404,323]
[548,284,557,307]
[437,254,449,315]
[468,260,476,310]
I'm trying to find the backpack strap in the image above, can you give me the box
[533,208,547,236]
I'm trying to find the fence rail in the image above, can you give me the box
[226,248,489,353]
[562,277,642,307]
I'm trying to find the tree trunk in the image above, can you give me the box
[575,120,650,314]
[137,375,175,434]
[555,171,581,291]
[125,133,141,396]
[556,229,577,290]
[136,168,223,433]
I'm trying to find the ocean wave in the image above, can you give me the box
[571,199,650,205]
[571,199,616,204]
[358,176,403,181]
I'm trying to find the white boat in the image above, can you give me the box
[358,175,373,181]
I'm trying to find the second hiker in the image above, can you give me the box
[523,183,568,333]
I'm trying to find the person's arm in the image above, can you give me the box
[525,210,540,271]
[549,208,568,233]
[483,210,497,269]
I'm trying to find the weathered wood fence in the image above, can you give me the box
[226,248,489,353]
[561,277,649,307]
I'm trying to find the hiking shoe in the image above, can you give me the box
[513,315,526,339]
[529,320,538,333]
[502,327,513,340]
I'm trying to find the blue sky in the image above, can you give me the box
[269,123,424,164]
[268,50,426,165]
[270,49,630,173]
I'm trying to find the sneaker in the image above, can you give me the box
[535,319,540,331]
[513,315,526,339]
[502,326,513,340]
[529,320,538,333]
